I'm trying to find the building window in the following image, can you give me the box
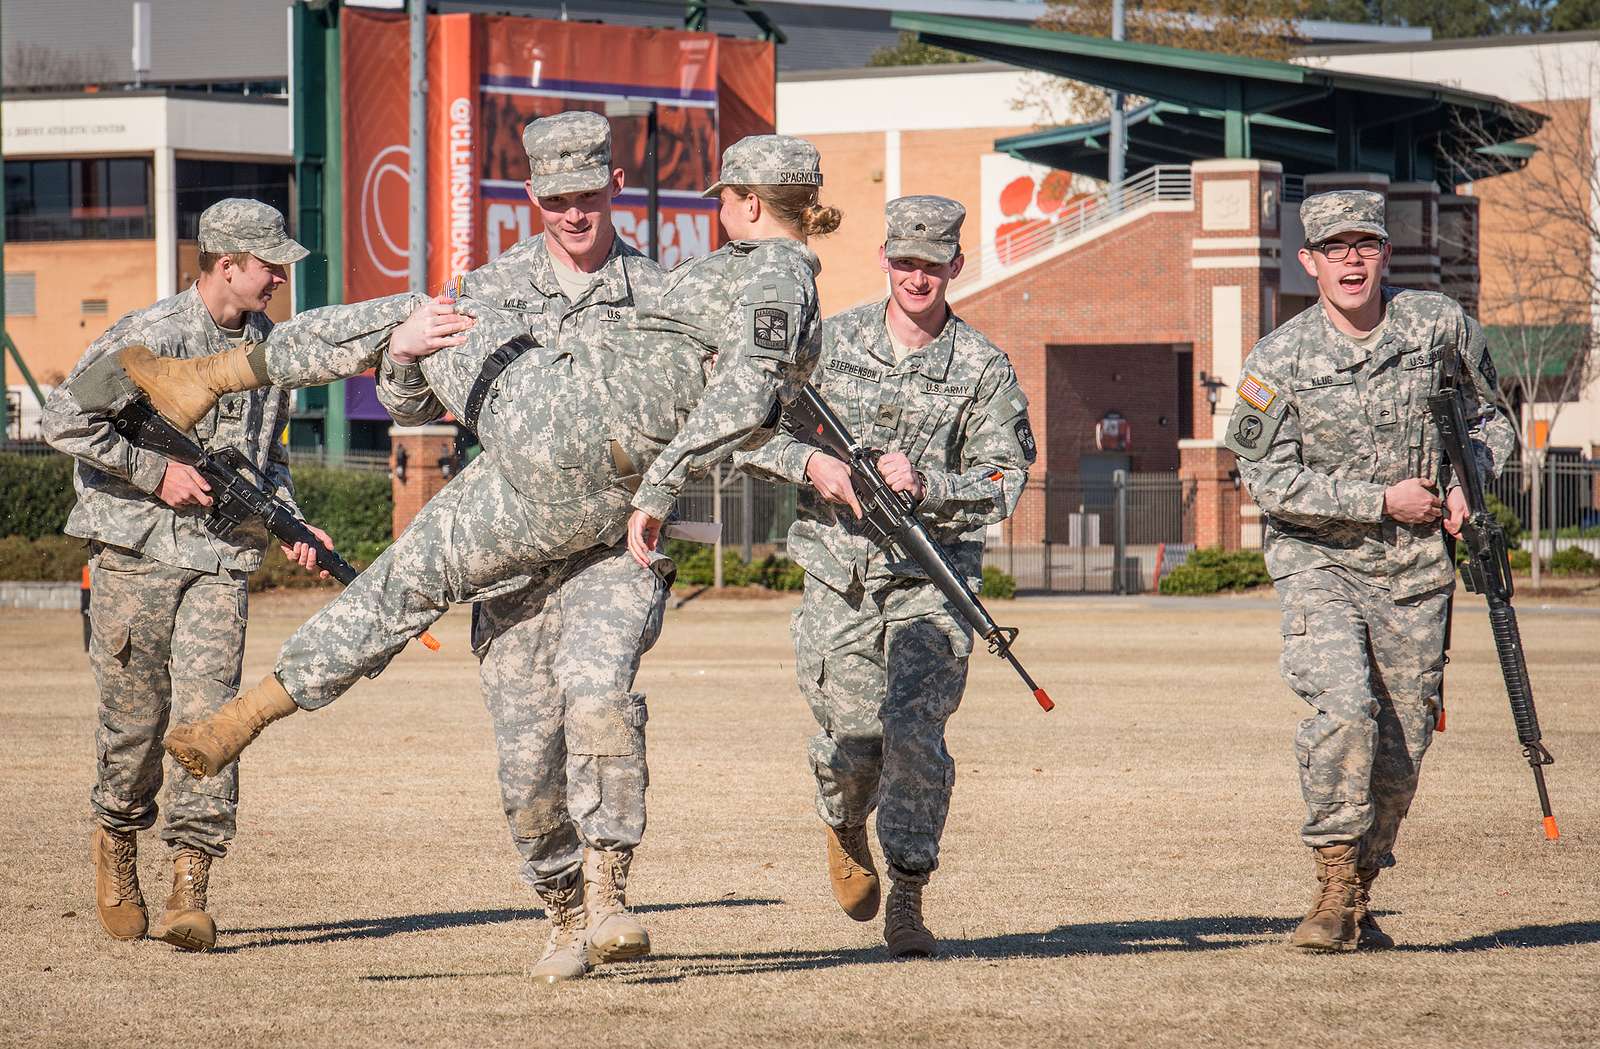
[5,273,37,316]
[175,160,293,241]
[81,298,109,315]
[3,158,153,240]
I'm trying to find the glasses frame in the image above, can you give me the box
[1309,237,1388,262]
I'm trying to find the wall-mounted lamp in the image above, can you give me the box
[1197,370,1228,415]
[393,445,408,484]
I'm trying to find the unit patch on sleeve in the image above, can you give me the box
[752,307,790,351]
[1237,373,1277,412]
[1014,418,1037,463]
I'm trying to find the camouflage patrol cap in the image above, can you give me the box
[702,134,823,198]
[523,111,613,196]
[198,198,308,265]
[1300,189,1388,245]
[884,195,964,264]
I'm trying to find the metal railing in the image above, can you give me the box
[983,471,1194,594]
[970,165,1193,283]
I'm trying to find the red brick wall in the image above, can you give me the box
[1044,343,1186,474]
[952,208,1196,480]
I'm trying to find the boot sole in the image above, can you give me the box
[1290,939,1358,953]
[164,737,217,780]
[155,926,215,952]
[588,937,651,964]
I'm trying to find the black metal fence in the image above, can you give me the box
[983,472,1195,594]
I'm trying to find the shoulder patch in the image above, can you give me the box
[752,307,790,351]
[1237,373,1277,412]
[1224,397,1285,462]
[1014,418,1037,463]
[1478,350,1498,388]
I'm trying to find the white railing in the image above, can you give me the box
[971,164,1193,283]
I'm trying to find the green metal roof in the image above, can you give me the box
[893,13,1542,186]
[1486,324,1589,381]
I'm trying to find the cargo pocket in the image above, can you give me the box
[1278,607,1312,701]
[567,690,642,758]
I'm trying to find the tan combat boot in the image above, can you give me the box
[119,342,269,432]
[530,877,590,985]
[583,849,651,963]
[165,673,298,779]
[883,868,937,959]
[149,847,217,951]
[92,827,147,940]
[1352,867,1394,949]
[1290,843,1360,952]
[825,823,880,921]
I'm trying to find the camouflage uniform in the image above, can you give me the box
[1226,191,1513,869]
[42,199,308,858]
[739,196,1034,875]
[250,138,825,713]
[377,212,670,891]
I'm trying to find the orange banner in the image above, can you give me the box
[342,11,775,299]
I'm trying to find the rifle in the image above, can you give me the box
[785,385,1054,712]
[108,397,441,653]
[1427,385,1556,840]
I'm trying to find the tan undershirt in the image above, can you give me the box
[549,249,598,302]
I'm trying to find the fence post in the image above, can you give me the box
[1113,469,1128,595]
[741,472,754,561]
[712,463,724,590]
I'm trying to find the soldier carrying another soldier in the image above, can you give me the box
[1224,190,1513,952]
[739,195,1034,958]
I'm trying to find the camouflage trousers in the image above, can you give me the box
[793,575,973,875]
[275,453,633,709]
[88,544,247,857]
[472,545,668,894]
[1276,565,1449,867]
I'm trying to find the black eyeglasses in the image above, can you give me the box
[1311,238,1387,262]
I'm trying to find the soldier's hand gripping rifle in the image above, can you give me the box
[786,385,1054,712]
[108,397,441,653]
[1426,385,1556,840]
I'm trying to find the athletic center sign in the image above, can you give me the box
[341,9,776,301]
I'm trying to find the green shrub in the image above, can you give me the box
[0,535,89,581]
[662,538,806,590]
[1159,547,1271,595]
[1549,545,1600,576]
[1486,493,1522,546]
[981,564,1016,599]
[290,465,393,547]
[1508,548,1532,573]
[0,453,77,539]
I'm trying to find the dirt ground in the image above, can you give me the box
[2,590,1595,1048]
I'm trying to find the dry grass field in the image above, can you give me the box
[2,589,1596,1048]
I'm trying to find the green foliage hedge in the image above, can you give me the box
[0,454,76,539]
[1159,548,1272,595]
[0,534,392,591]
[664,539,806,590]
[289,465,393,548]
[1549,545,1600,576]
[982,565,1017,599]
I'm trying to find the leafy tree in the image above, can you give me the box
[1551,0,1600,30]
[1017,0,1302,125]
[867,32,980,67]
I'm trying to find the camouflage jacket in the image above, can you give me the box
[42,285,296,573]
[1226,288,1514,601]
[738,301,1034,591]
[375,233,662,424]
[628,237,824,520]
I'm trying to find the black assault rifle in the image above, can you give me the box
[108,397,440,653]
[786,385,1054,712]
[1427,385,1556,840]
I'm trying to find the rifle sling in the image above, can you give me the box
[461,335,539,436]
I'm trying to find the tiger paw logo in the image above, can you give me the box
[994,170,1089,266]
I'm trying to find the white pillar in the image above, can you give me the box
[154,146,177,299]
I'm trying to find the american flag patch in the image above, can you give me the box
[1238,373,1276,412]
